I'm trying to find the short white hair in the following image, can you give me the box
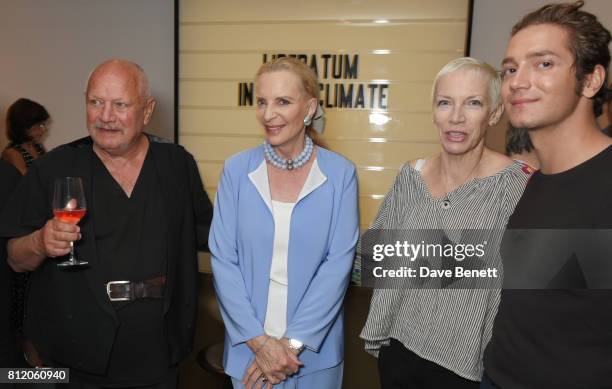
[85,59,151,100]
[431,57,502,109]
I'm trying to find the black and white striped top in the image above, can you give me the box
[359,159,530,381]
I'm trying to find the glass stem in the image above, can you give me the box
[69,241,75,263]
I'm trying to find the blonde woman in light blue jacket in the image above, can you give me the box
[210,57,359,389]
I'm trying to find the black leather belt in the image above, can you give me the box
[105,275,166,302]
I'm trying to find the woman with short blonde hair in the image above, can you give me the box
[360,57,531,388]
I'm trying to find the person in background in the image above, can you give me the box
[1,98,50,368]
[601,83,611,135]
[210,56,359,389]
[483,2,611,388]
[2,98,49,175]
[0,59,213,387]
[505,125,539,169]
[359,57,530,389]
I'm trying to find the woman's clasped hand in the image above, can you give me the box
[242,335,303,388]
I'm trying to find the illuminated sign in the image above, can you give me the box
[238,53,389,110]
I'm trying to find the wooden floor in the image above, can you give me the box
[179,273,380,389]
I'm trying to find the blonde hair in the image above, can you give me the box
[256,56,326,146]
[256,56,320,101]
[431,57,502,109]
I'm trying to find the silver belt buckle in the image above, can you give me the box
[106,280,131,301]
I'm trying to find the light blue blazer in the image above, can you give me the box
[209,145,359,379]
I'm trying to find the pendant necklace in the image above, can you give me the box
[441,160,480,210]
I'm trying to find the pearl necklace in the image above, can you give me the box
[264,136,314,170]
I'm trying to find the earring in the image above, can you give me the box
[303,116,312,126]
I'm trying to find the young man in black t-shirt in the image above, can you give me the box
[482,2,611,388]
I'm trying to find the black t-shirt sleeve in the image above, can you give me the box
[596,187,612,226]
[0,161,21,204]
[0,162,51,239]
[188,153,213,251]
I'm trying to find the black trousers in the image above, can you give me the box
[378,338,480,389]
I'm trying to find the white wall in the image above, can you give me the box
[471,0,612,70]
[0,0,174,150]
[470,0,612,152]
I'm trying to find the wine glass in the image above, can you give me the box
[52,177,88,267]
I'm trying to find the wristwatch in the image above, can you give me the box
[288,338,305,354]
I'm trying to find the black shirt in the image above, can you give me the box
[0,161,21,367]
[484,146,612,388]
[73,149,169,386]
[0,136,212,376]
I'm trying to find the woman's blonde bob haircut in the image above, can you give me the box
[256,56,320,102]
[431,57,502,109]
[255,56,326,146]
